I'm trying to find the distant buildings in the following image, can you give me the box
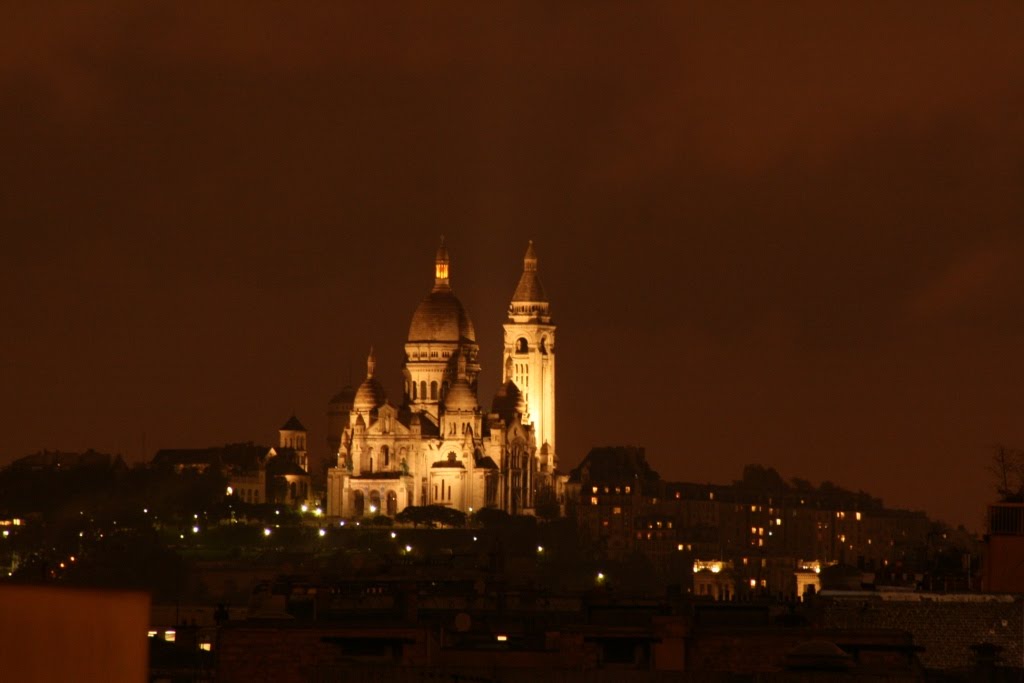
[981,500,1024,592]
[152,417,312,506]
[568,447,935,599]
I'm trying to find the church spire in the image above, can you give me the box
[523,239,538,272]
[509,240,550,323]
[433,235,450,292]
[366,346,376,378]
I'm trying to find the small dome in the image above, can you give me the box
[353,378,386,412]
[329,385,356,405]
[408,290,476,343]
[444,379,477,412]
[491,380,525,419]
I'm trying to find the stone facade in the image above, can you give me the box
[326,240,561,519]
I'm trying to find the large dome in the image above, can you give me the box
[408,290,476,343]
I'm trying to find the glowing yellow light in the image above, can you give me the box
[405,545,412,552]
[301,504,308,513]
[390,531,397,539]
[318,528,326,537]
[537,545,544,553]
[147,630,158,638]
[165,630,176,642]
[749,579,756,588]
[263,528,272,537]
[199,643,212,651]
[225,486,233,496]
[496,634,508,642]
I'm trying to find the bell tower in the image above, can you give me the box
[503,241,556,473]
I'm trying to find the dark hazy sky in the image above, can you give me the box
[3,3,1023,529]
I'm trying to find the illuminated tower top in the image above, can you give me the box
[508,240,551,324]
[433,236,450,292]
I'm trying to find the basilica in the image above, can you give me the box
[324,240,561,519]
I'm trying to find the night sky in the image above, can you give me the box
[3,3,1023,530]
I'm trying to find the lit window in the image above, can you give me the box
[624,486,631,494]
[612,506,622,515]
[199,643,212,652]
[590,497,599,505]
[592,486,598,494]
[165,630,176,642]
[147,630,158,638]
[856,511,862,521]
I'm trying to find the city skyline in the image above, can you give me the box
[4,3,1024,530]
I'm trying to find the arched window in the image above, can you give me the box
[430,381,438,400]
[386,490,398,516]
[353,491,365,517]
[540,337,548,355]
[516,338,528,354]
[369,490,381,514]
[420,381,427,400]
[381,446,390,467]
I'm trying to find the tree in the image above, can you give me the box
[989,445,1024,501]
[534,485,560,520]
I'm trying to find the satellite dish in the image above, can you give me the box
[454,612,472,632]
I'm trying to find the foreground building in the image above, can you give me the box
[326,240,561,518]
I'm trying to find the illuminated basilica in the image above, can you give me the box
[325,240,560,518]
